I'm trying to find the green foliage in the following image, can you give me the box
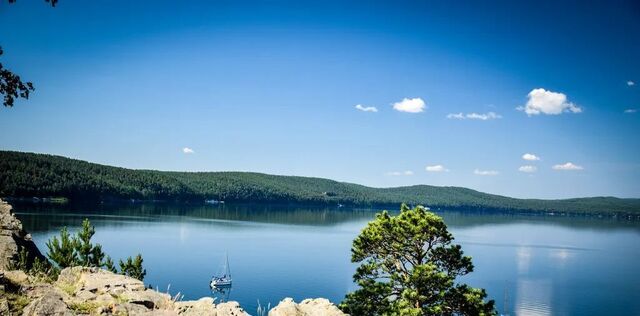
[0,46,34,108]
[6,248,29,271]
[104,255,117,273]
[45,218,144,281]
[75,219,106,267]
[0,151,639,214]
[46,226,77,268]
[340,204,496,316]
[3,292,31,315]
[46,219,108,269]
[6,248,57,282]
[119,254,146,281]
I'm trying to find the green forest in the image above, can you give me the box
[1,151,639,215]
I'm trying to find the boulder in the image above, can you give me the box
[0,199,46,270]
[269,298,347,316]
[175,297,217,315]
[3,269,29,287]
[216,301,250,316]
[56,266,146,294]
[22,291,73,316]
[298,298,346,316]
[269,298,302,316]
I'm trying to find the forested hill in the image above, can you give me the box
[1,151,639,214]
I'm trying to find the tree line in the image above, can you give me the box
[1,151,639,215]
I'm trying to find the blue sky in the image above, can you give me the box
[0,0,639,198]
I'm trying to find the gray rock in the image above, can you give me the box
[269,298,347,316]
[216,301,250,316]
[269,298,302,316]
[56,266,146,295]
[111,302,153,315]
[0,297,9,315]
[175,297,217,315]
[22,291,73,316]
[0,200,46,270]
[298,298,346,316]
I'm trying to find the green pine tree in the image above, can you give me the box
[340,204,496,316]
[46,226,78,268]
[103,256,117,273]
[119,254,146,281]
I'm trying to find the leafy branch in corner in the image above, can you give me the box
[1,0,57,107]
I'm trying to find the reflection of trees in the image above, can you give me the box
[12,202,378,232]
[11,201,640,234]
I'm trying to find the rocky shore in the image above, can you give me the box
[0,200,347,315]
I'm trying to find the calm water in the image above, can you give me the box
[12,202,640,315]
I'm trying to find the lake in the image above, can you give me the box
[12,202,640,315]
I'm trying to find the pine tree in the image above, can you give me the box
[340,204,496,316]
[119,254,146,281]
[46,226,78,268]
[103,256,117,273]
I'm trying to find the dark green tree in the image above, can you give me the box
[0,46,34,107]
[46,226,77,268]
[340,204,496,316]
[103,256,117,273]
[119,254,146,281]
[75,218,106,267]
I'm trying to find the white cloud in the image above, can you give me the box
[624,108,637,114]
[355,104,378,112]
[446,112,501,120]
[392,97,426,113]
[628,81,635,86]
[386,170,414,176]
[425,165,449,172]
[552,162,583,171]
[182,147,194,154]
[518,88,582,116]
[522,153,540,161]
[474,169,499,176]
[518,165,537,173]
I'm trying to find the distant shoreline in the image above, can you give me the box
[5,196,640,221]
[1,150,640,216]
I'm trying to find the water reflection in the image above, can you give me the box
[516,247,532,274]
[515,279,552,316]
[11,201,640,233]
[211,285,232,303]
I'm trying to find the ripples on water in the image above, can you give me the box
[12,202,640,315]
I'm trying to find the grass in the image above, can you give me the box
[4,292,31,315]
[68,301,103,314]
[56,282,76,296]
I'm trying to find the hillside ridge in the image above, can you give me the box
[1,150,639,214]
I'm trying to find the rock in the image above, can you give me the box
[175,297,217,315]
[269,298,347,316]
[298,298,346,316]
[0,199,46,270]
[111,302,154,315]
[216,301,250,316]
[56,266,176,314]
[0,297,8,315]
[125,288,173,310]
[22,291,73,316]
[56,266,146,295]
[269,298,302,316]
[3,269,29,287]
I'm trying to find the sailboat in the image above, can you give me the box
[210,253,232,288]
